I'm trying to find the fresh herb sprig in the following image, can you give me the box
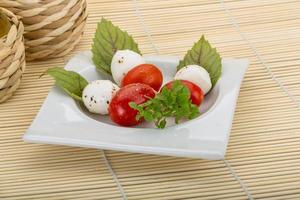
[129,81,200,129]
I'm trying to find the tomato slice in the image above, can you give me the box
[109,83,156,126]
[122,64,163,91]
[164,80,204,106]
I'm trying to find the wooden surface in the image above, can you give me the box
[1,0,300,199]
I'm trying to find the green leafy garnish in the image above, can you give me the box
[44,68,88,102]
[177,35,222,87]
[92,18,142,75]
[129,81,200,129]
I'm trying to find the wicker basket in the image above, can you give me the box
[0,0,88,61]
[0,8,25,103]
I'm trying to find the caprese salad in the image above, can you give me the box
[44,18,222,129]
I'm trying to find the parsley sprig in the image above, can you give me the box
[129,81,200,129]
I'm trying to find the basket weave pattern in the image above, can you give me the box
[0,0,88,61]
[0,8,25,103]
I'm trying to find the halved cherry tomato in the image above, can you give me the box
[122,64,163,91]
[109,83,156,126]
[164,80,204,106]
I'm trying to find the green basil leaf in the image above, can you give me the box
[92,18,142,75]
[177,35,222,87]
[45,67,88,102]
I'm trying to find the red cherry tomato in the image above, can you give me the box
[109,83,156,126]
[122,64,163,91]
[164,80,204,106]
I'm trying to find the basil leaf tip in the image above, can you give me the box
[177,35,222,87]
[44,67,88,102]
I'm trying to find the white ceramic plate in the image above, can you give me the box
[24,51,248,160]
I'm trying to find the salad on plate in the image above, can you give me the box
[44,18,222,129]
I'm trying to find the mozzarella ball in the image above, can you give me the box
[82,80,119,115]
[174,65,212,94]
[111,50,145,86]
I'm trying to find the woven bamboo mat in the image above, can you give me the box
[1,0,300,199]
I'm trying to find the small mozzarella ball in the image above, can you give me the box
[174,65,212,94]
[82,80,119,115]
[111,50,145,86]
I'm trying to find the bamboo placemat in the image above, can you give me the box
[1,0,300,199]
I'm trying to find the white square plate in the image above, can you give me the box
[24,51,248,160]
